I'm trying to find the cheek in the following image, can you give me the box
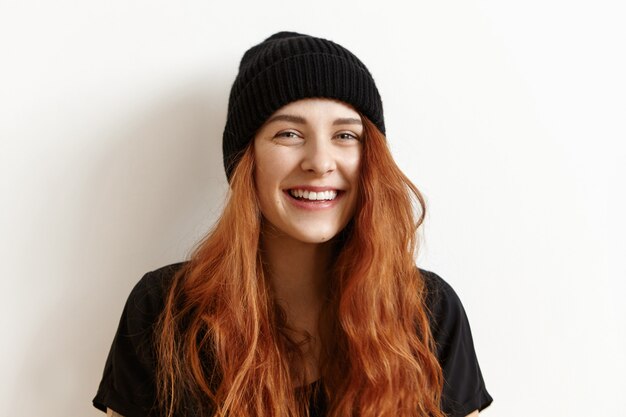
[342,152,362,184]
[254,152,278,193]
[254,161,285,220]
[255,145,292,180]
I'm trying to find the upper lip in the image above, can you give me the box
[284,185,342,192]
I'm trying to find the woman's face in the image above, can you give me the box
[253,98,362,244]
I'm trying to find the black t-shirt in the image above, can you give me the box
[93,263,493,417]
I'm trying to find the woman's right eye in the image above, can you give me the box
[274,131,301,139]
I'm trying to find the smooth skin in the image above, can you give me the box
[254,98,362,245]
[104,98,480,416]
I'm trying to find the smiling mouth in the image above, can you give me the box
[287,189,339,201]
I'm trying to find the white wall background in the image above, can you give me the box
[1,1,624,416]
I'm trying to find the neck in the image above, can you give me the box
[261,227,335,316]
[262,233,333,304]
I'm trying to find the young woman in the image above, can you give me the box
[93,31,492,417]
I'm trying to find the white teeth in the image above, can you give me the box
[289,189,338,201]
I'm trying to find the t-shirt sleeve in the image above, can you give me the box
[93,264,182,417]
[422,269,493,416]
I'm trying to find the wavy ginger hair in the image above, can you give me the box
[155,116,444,417]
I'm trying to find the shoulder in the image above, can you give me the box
[419,268,466,328]
[127,262,187,310]
[132,261,187,293]
[418,268,474,351]
[121,262,188,337]
[131,262,187,295]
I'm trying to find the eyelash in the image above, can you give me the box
[335,132,359,141]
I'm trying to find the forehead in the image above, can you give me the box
[268,98,361,120]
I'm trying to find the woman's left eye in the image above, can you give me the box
[335,132,359,141]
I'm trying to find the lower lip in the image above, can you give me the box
[283,190,343,211]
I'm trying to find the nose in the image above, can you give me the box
[300,137,336,176]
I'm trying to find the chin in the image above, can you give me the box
[290,232,335,244]
[289,223,347,244]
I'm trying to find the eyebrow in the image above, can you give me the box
[333,117,362,126]
[265,114,362,126]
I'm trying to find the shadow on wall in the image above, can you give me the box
[10,73,232,416]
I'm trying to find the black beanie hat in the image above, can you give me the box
[222,31,385,180]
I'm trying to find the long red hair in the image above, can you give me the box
[155,117,444,417]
